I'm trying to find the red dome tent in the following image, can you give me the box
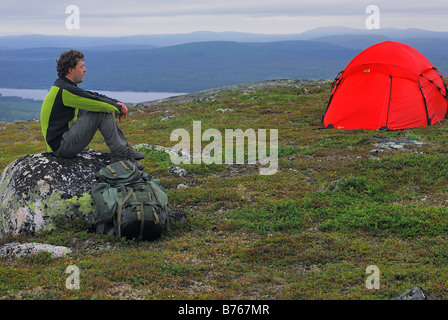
[323,41,448,130]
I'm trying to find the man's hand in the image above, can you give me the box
[117,102,128,121]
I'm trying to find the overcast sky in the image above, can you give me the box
[0,0,447,36]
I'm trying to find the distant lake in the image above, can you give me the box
[0,88,186,104]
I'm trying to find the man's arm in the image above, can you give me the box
[60,83,123,114]
[85,90,120,104]
[87,90,128,121]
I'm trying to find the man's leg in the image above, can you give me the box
[53,110,127,158]
[97,112,129,157]
[53,110,145,169]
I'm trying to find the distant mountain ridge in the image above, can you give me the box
[0,40,358,92]
[0,27,446,93]
[1,27,448,49]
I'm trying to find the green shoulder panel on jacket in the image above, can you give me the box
[62,89,120,114]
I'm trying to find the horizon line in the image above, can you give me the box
[1,26,448,38]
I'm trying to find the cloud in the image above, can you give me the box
[2,0,447,19]
[66,0,374,18]
[0,0,447,35]
[78,0,448,18]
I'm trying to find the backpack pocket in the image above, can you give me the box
[90,182,120,223]
[115,185,168,240]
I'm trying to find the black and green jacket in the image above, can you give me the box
[41,77,123,152]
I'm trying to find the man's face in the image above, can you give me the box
[69,59,87,84]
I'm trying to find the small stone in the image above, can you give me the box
[393,286,434,300]
[216,108,233,113]
[370,149,384,155]
[0,242,71,259]
[169,166,188,177]
[161,115,175,122]
[171,209,187,223]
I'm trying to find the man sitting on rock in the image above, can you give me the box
[40,49,145,170]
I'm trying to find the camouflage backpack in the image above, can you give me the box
[91,160,171,241]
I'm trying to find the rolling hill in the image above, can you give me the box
[0,27,446,93]
[0,40,357,92]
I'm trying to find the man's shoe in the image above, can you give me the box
[112,148,145,170]
[128,147,145,160]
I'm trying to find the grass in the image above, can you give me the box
[2,81,448,300]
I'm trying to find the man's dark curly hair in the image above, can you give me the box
[56,50,84,78]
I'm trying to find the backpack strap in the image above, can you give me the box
[151,186,172,231]
[105,161,134,179]
[131,191,145,240]
[106,165,117,177]
[120,161,132,171]
[116,187,136,238]
[146,190,160,224]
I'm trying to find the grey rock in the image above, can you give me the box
[375,138,423,150]
[216,108,233,113]
[161,115,176,122]
[169,166,188,177]
[393,286,434,300]
[0,149,111,238]
[171,209,187,224]
[370,149,384,155]
[0,242,71,258]
[328,178,347,191]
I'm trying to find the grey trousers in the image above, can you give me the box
[53,110,128,158]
